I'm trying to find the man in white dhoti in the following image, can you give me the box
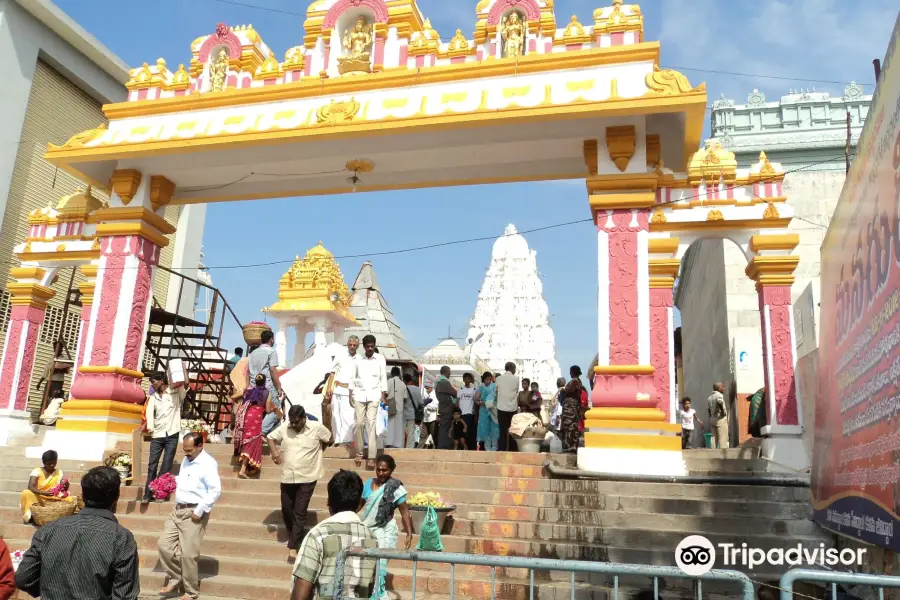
[324,336,360,446]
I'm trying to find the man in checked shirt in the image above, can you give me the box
[16,466,139,600]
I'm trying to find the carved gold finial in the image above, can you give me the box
[172,64,190,86]
[650,208,667,224]
[564,15,585,37]
[706,209,724,221]
[450,29,468,50]
[758,150,777,176]
[763,202,780,220]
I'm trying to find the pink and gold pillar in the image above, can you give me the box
[648,238,680,423]
[48,171,176,457]
[746,243,805,470]
[0,270,54,444]
[580,172,684,475]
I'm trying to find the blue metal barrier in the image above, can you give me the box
[334,548,755,600]
[780,568,900,600]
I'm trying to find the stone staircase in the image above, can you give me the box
[0,442,830,600]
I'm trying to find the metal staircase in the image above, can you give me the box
[142,266,243,431]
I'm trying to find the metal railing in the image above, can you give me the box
[334,549,755,600]
[144,265,244,429]
[780,568,900,600]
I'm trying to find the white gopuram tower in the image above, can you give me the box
[465,224,561,392]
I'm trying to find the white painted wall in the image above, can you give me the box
[165,204,209,319]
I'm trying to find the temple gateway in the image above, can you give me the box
[0,0,805,475]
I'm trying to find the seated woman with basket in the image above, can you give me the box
[20,450,77,524]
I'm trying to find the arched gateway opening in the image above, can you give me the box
[0,0,802,473]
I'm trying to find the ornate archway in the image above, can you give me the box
[0,0,801,471]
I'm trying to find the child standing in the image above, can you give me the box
[452,408,468,450]
[678,397,703,449]
[457,373,477,449]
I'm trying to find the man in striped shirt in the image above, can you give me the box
[291,470,378,600]
[15,466,139,600]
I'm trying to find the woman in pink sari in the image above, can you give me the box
[234,374,269,478]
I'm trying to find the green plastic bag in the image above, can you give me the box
[416,507,444,552]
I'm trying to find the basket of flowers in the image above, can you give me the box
[147,472,178,501]
[242,321,272,346]
[181,419,212,442]
[103,452,132,483]
[31,477,82,526]
[406,491,455,533]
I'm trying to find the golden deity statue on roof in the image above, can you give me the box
[209,48,229,91]
[501,12,525,58]
[338,16,373,74]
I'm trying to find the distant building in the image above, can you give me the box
[676,84,872,439]
[0,0,207,417]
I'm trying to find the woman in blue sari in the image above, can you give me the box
[475,372,500,451]
[361,455,414,600]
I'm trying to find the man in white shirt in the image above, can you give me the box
[458,372,477,450]
[157,432,222,600]
[494,362,521,452]
[325,336,360,446]
[354,334,387,468]
[142,373,187,504]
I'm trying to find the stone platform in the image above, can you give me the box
[0,442,828,600]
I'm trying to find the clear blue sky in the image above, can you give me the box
[53,0,893,373]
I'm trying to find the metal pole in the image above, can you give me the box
[846,110,851,174]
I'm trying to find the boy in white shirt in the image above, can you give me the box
[678,397,703,449]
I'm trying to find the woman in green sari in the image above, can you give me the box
[361,455,414,600]
[747,388,766,438]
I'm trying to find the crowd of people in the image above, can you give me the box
[318,336,593,457]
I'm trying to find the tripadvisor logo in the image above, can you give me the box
[675,536,866,576]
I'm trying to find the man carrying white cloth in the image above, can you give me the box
[325,336,361,447]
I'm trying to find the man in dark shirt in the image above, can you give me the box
[434,365,458,450]
[16,465,140,600]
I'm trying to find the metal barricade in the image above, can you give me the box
[780,568,900,600]
[334,548,755,600]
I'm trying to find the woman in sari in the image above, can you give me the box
[361,455,414,600]
[474,372,500,451]
[560,366,586,453]
[20,450,75,524]
[234,374,270,479]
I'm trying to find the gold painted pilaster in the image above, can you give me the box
[745,255,800,290]
[7,281,55,310]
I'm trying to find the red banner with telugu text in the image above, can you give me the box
[813,13,900,550]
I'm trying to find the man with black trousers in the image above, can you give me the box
[434,366,458,450]
[142,372,186,504]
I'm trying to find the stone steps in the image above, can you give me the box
[0,442,825,599]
